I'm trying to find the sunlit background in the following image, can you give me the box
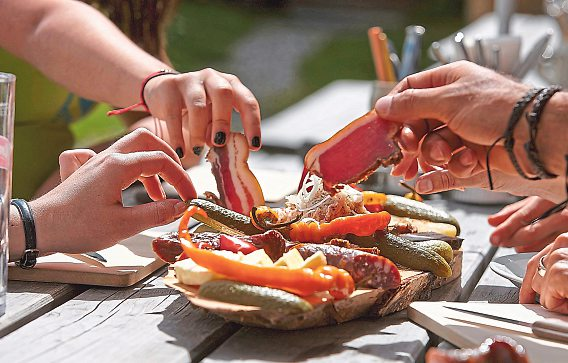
[72,0,546,146]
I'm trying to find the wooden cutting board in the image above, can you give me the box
[164,250,463,330]
[7,223,175,287]
[408,301,568,362]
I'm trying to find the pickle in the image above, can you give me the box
[198,280,313,313]
[189,199,263,236]
[400,232,463,250]
[413,240,453,264]
[375,232,452,278]
[384,195,461,235]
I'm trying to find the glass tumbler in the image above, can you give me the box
[0,73,15,317]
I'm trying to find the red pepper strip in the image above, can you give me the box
[219,234,257,255]
[178,205,209,240]
[180,237,354,298]
[289,211,391,243]
[365,204,384,213]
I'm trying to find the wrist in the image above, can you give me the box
[28,198,59,255]
[512,91,567,177]
[536,91,568,175]
[8,205,25,261]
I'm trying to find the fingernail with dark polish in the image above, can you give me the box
[252,136,261,148]
[214,132,226,145]
[175,147,184,158]
[192,146,203,156]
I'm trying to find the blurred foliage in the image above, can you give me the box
[266,0,465,115]
[166,0,275,71]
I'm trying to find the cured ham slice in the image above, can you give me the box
[207,133,265,215]
[304,110,401,187]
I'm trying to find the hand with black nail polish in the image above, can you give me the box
[143,68,263,154]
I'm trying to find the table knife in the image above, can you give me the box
[445,305,568,344]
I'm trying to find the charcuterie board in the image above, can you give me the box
[164,249,462,330]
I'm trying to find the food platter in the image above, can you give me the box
[164,250,462,330]
[154,116,466,331]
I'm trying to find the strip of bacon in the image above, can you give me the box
[304,110,401,187]
[207,133,265,215]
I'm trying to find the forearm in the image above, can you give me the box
[0,0,169,107]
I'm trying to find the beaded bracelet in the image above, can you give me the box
[486,87,543,190]
[107,69,179,116]
[524,85,562,179]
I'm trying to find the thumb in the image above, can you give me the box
[59,149,97,181]
[126,199,187,232]
[375,88,449,124]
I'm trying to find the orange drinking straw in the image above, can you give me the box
[378,33,397,82]
[368,27,387,81]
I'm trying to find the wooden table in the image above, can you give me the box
[0,78,524,362]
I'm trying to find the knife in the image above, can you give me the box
[445,305,568,343]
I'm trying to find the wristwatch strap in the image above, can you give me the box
[10,199,39,269]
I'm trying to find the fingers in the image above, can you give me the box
[375,87,449,123]
[110,151,196,201]
[204,71,233,147]
[487,197,533,227]
[181,76,209,153]
[59,149,97,181]
[519,245,551,303]
[139,175,166,201]
[389,62,465,94]
[415,169,488,194]
[111,128,182,166]
[447,148,478,178]
[490,198,558,246]
[391,150,418,179]
[420,126,463,166]
[398,120,443,153]
[146,75,186,156]
[226,73,262,150]
[515,235,556,253]
[506,212,567,248]
[124,199,188,235]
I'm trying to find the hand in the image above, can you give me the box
[143,68,262,159]
[30,129,196,254]
[488,196,568,252]
[520,233,568,314]
[411,167,566,202]
[375,61,531,181]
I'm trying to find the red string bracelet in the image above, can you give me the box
[107,69,179,116]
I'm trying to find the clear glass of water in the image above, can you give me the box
[0,73,15,317]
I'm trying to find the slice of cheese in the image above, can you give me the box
[241,249,274,266]
[300,251,327,269]
[273,249,305,269]
[174,258,219,286]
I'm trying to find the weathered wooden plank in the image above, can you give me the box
[0,281,84,338]
[203,201,500,363]
[0,268,240,363]
[468,247,520,304]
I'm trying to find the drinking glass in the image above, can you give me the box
[0,73,15,317]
